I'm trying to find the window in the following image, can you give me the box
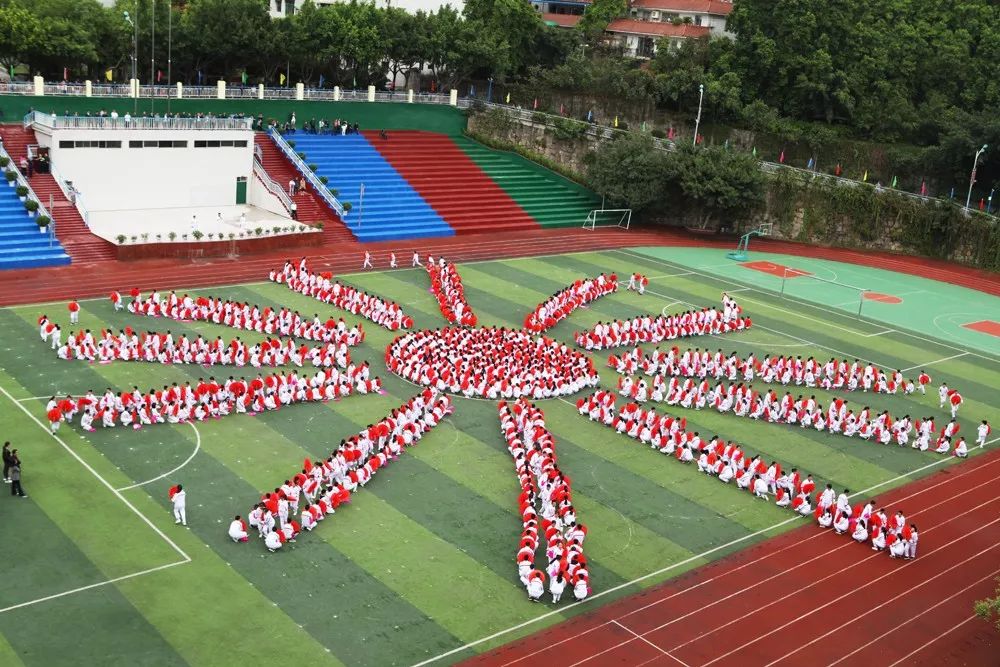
[58,140,121,149]
[193,140,247,148]
[59,141,74,148]
[129,140,143,148]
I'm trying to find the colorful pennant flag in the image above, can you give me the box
[279,72,286,85]
[862,170,869,182]
[834,163,842,176]
[586,109,593,122]
[533,98,538,110]
[614,116,619,128]
[506,92,511,104]
[105,68,113,82]
[807,157,814,169]
[241,71,248,85]
[891,175,897,188]
[920,180,927,196]
[778,150,785,164]
[318,74,325,88]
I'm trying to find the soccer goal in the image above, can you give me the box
[726,223,772,261]
[583,208,632,231]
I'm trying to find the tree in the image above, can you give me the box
[667,145,766,228]
[0,4,41,76]
[180,0,270,81]
[577,0,626,36]
[587,134,672,211]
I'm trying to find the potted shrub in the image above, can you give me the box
[141,233,149,242]
[254,227,263,236]
[168,231,177,242]
[15,185,28,201]
[288,140,296,148]
[272,226,281,234]
[24,199,39,218]
[296,151,306,160]
[329,188,339,196]
[192,230,204,241]
[37,215,51,232]
[342,202,352,212]
[315,222,324,230]
[130,235,137,243]
[116,234,126,244]
[228,233,235,240]
[308,163,318,171]
[319,175,329,185]
[0,156,9,168]
[182,233,188,240]
[5,170,15,187]
[207,233,214,240]
[156,233,162,241]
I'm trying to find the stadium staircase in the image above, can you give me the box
[364,130,540,234]
[253,134,355,244]
[453,136,602,228]
[0,126,114,264]
[0,175,70,269]
[288,133,454,243]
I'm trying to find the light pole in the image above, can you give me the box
[486,77,493,103]
[988,188,995,214]
[965,144,988,211]
[692,83,704,147]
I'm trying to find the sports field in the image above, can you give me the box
[0,247,997,667]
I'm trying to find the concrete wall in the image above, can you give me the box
[36,128,253,212]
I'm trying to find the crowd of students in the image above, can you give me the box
[52,327,353,370]
[576,390,918,560]
[523,274,618,333]
[386,327,600,399]
[574,294,751,350]
[499,399,590,602]
[269,258,414,331]
[43,366,381,433]
[610,347,931,396]
[232,390,453,551]
[613,375,975,457]
[427,258,477,327]
[117,290,364,346]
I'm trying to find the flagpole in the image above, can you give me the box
[692,83,704,147]
[150,0,156,114]
[167,0,172,114]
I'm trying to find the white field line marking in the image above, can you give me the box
[612,249,1000,364]
[16,395,52,402]
[643,287,891,370]
[565,473,1000,667]
[815,567,1000,667]
[0,386,192,614]
[647,272,695,280]
[860,329,896,338]
[700,518,1000,667]
[573,621,688,667]
[410,440,1000,667]
[900,352,970,373]
[0,559,189,614]
[885,614,980,667]
[720,287,752,293]
[0,387,191,558]
[117,422,201,492]
[9,280,270,310]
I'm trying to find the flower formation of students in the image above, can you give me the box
[118,290,365,346]
[574,293,751,351]
[427,258,477,327]
[523,274,617,333]
[44,365,381,433]
[614,372,970,456]
[386,326,600,400]
[610,346,932,396]
[577,390,919,560]
[500,399,590,602]
[237,390,453,551]
[52,327,353,370]
[269,258,413,331]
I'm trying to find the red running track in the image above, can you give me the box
[465,448,1000,667]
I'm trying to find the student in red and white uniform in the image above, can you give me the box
[68,300,80,324]
[228,515,249,542]
[948,389,963,419]
[977,420,992,448]
[917,370,930,394]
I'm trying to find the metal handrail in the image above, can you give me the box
[0,142,55,235]
[25,110,253,131]
[252,159,293,214]
[267,126,345,217]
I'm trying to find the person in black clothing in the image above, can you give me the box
[9,449,25,497]
[2,441,12,483]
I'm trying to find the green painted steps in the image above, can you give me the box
[454,136,601,229]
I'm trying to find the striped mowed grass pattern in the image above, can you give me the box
[0,249,996,667]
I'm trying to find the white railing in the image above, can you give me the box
[267,126,345,217]
[1,82,35,96]
[25,110,253,131]
[0,142,58,242]
[252,159,293,214]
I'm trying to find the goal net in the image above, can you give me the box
[583,208,632,231]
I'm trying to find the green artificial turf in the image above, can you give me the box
[0,248,996,667]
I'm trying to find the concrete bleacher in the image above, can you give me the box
[290,134,454,242]
[0,184,71,270]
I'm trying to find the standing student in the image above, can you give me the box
[2,441,12,483]
[169,484,187,526]
[9,450,25,497]
[362,251,373,269]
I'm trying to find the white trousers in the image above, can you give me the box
[173,506,186,525]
